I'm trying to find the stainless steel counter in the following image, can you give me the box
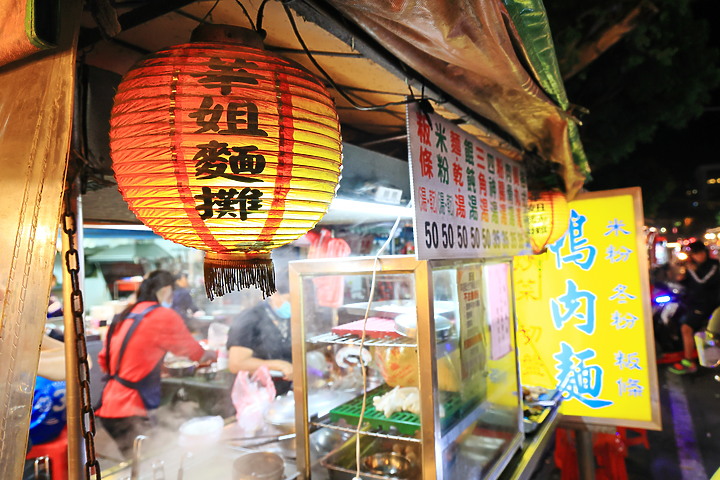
[102,421,300,480]
[498,404,563,480]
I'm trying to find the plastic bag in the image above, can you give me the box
[372,346,418,388]
[29,376,66,445]
[308,229,351,308]
[231,366,276,434]
[373,346,461,392]
[207,322,230,349]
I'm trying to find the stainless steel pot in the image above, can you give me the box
[264,393,297,455]
[164,359,197,377]
[265,393,295,433]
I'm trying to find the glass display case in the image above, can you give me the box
[290,255,523,480]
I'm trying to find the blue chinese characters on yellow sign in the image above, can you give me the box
[513,188,660,429]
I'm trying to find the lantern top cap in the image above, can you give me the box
[190,24,265,50]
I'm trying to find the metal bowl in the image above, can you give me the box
[311,428,351,455]
[233,451,284,480]
[164,359,197,377]
[196,365,218,381]
[265,393,296,433]
[363,452,415,478]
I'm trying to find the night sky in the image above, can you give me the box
[567,0,720,238]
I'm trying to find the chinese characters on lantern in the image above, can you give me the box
[514,189,659,428]
[110,33,344,298]
[408,104,529,260]
[189,58,267,220]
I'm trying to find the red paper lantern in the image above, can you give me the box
[527,190,570,254]
[110,25,342,299]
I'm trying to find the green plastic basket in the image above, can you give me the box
[329,385,466,436]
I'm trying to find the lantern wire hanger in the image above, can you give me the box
[236,0,257,30]
[200,0,221,23]
[204,0,442,112]
[280,3,417,112]
[196,0,442,112]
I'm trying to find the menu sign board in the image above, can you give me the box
[484,262,513,361]
[457,264,487,402]
[407,104,530,260]
[513,188,661,429]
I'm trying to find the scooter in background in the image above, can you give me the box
[651,275,686,363]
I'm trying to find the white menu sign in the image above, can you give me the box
[408,103,530,260]
[457,264,487,401]
[484,262,513,360]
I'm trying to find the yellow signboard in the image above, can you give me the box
[514,188,661,429]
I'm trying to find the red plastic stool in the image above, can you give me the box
[594,432,627,480]
[554,428,580,480]
[26,427,68,480]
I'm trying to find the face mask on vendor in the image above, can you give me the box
[274,300,291,319]
[156,284,174,307]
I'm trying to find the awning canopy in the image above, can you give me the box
[324,0,589,197]
[74,0,589,198]
[87,243,172,263]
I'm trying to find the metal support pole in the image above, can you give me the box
[62,184,86,479]
[576,429,595,480]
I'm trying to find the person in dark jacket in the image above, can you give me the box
[226,291,293,395]
[171,272,202,330]
[226,248,297,395]
[669,241,720,375]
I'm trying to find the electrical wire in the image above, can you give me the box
[282,3,416,112]
[353,201,411,480]
[200,0,220,23]
[196,1,443,114]
[256,0,272,35]
[233,0,256,31]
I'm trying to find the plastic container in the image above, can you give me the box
[216,347,229,370]
[695,331,720,367]
[208,322,230,349]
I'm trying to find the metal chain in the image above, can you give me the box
[62,195,102,480]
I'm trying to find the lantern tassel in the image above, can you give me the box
[203,253,276,300]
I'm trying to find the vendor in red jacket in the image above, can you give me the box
[96,270,216,457]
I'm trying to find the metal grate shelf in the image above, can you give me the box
[307,331,417,348]
[310,419,422,443]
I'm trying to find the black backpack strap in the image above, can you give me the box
[103,316,120,374]
[107,304,160,382]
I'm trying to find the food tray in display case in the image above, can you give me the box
[290,255,524,480]
[328,384,468,437]
[320,434,421,480]
[329,385,420,436]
